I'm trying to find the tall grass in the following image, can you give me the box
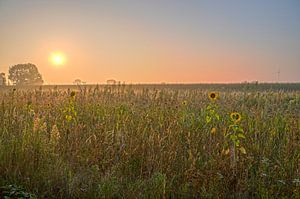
[0,85,299,198]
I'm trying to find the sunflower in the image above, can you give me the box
[211,127,217,134]
[230,112,241,123]
[70,91,76,97]
[66,115,73,122]
[27,100,32,106]
[209,92,218,101]
[182,100,188,106]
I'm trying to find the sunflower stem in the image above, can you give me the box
[230,142,236,174]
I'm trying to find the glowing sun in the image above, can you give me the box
[50,52,66,66]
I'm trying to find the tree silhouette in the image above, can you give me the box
[73,79,86,85]
[8,63,43,85]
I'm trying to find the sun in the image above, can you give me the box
[50,52,66,66]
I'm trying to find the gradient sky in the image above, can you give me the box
[0,0,299,84]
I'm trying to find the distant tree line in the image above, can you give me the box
[0,63,43,86]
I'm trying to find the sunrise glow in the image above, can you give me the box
[50,52,66,66]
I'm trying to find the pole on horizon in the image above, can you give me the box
[277,68,280,82]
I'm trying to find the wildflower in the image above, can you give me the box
[209,92,218,101]
[230,112,241,123]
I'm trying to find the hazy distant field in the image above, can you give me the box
[0,84,299,198]
[1,82,300,92]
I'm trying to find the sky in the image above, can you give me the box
[0,0,299,84]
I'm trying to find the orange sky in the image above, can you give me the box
[0,1,299,84]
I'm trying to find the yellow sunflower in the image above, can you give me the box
[230,112,242,123]
[208,92,218,101]
[70,91,76,98]
[211,127,217,134]
[182,100,188,106]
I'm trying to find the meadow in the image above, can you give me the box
[0,84,299,198]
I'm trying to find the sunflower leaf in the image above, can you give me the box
[237,133,246,139]
[206,116,212,123]
[239,147,247,154]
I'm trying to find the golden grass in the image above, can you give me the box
[0,85,299,198]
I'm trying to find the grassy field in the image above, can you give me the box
[0,84,299,198]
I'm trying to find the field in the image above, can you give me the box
[0,84,300,198]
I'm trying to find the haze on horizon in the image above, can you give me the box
[0,0,299,84]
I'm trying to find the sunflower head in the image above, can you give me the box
[182,100,188,106]
[211,127,217,134]
[66,115,73,122]
[27,100,32,106]
[70,91,76,98]
[209,92,218,101]
[230,112,241,123]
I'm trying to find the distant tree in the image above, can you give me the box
[8,63,43,85]
[0,73,6,86]
[73,79,86,85]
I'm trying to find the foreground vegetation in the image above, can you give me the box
[0,85,299,198]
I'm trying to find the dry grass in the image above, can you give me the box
[0,85,299,198]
